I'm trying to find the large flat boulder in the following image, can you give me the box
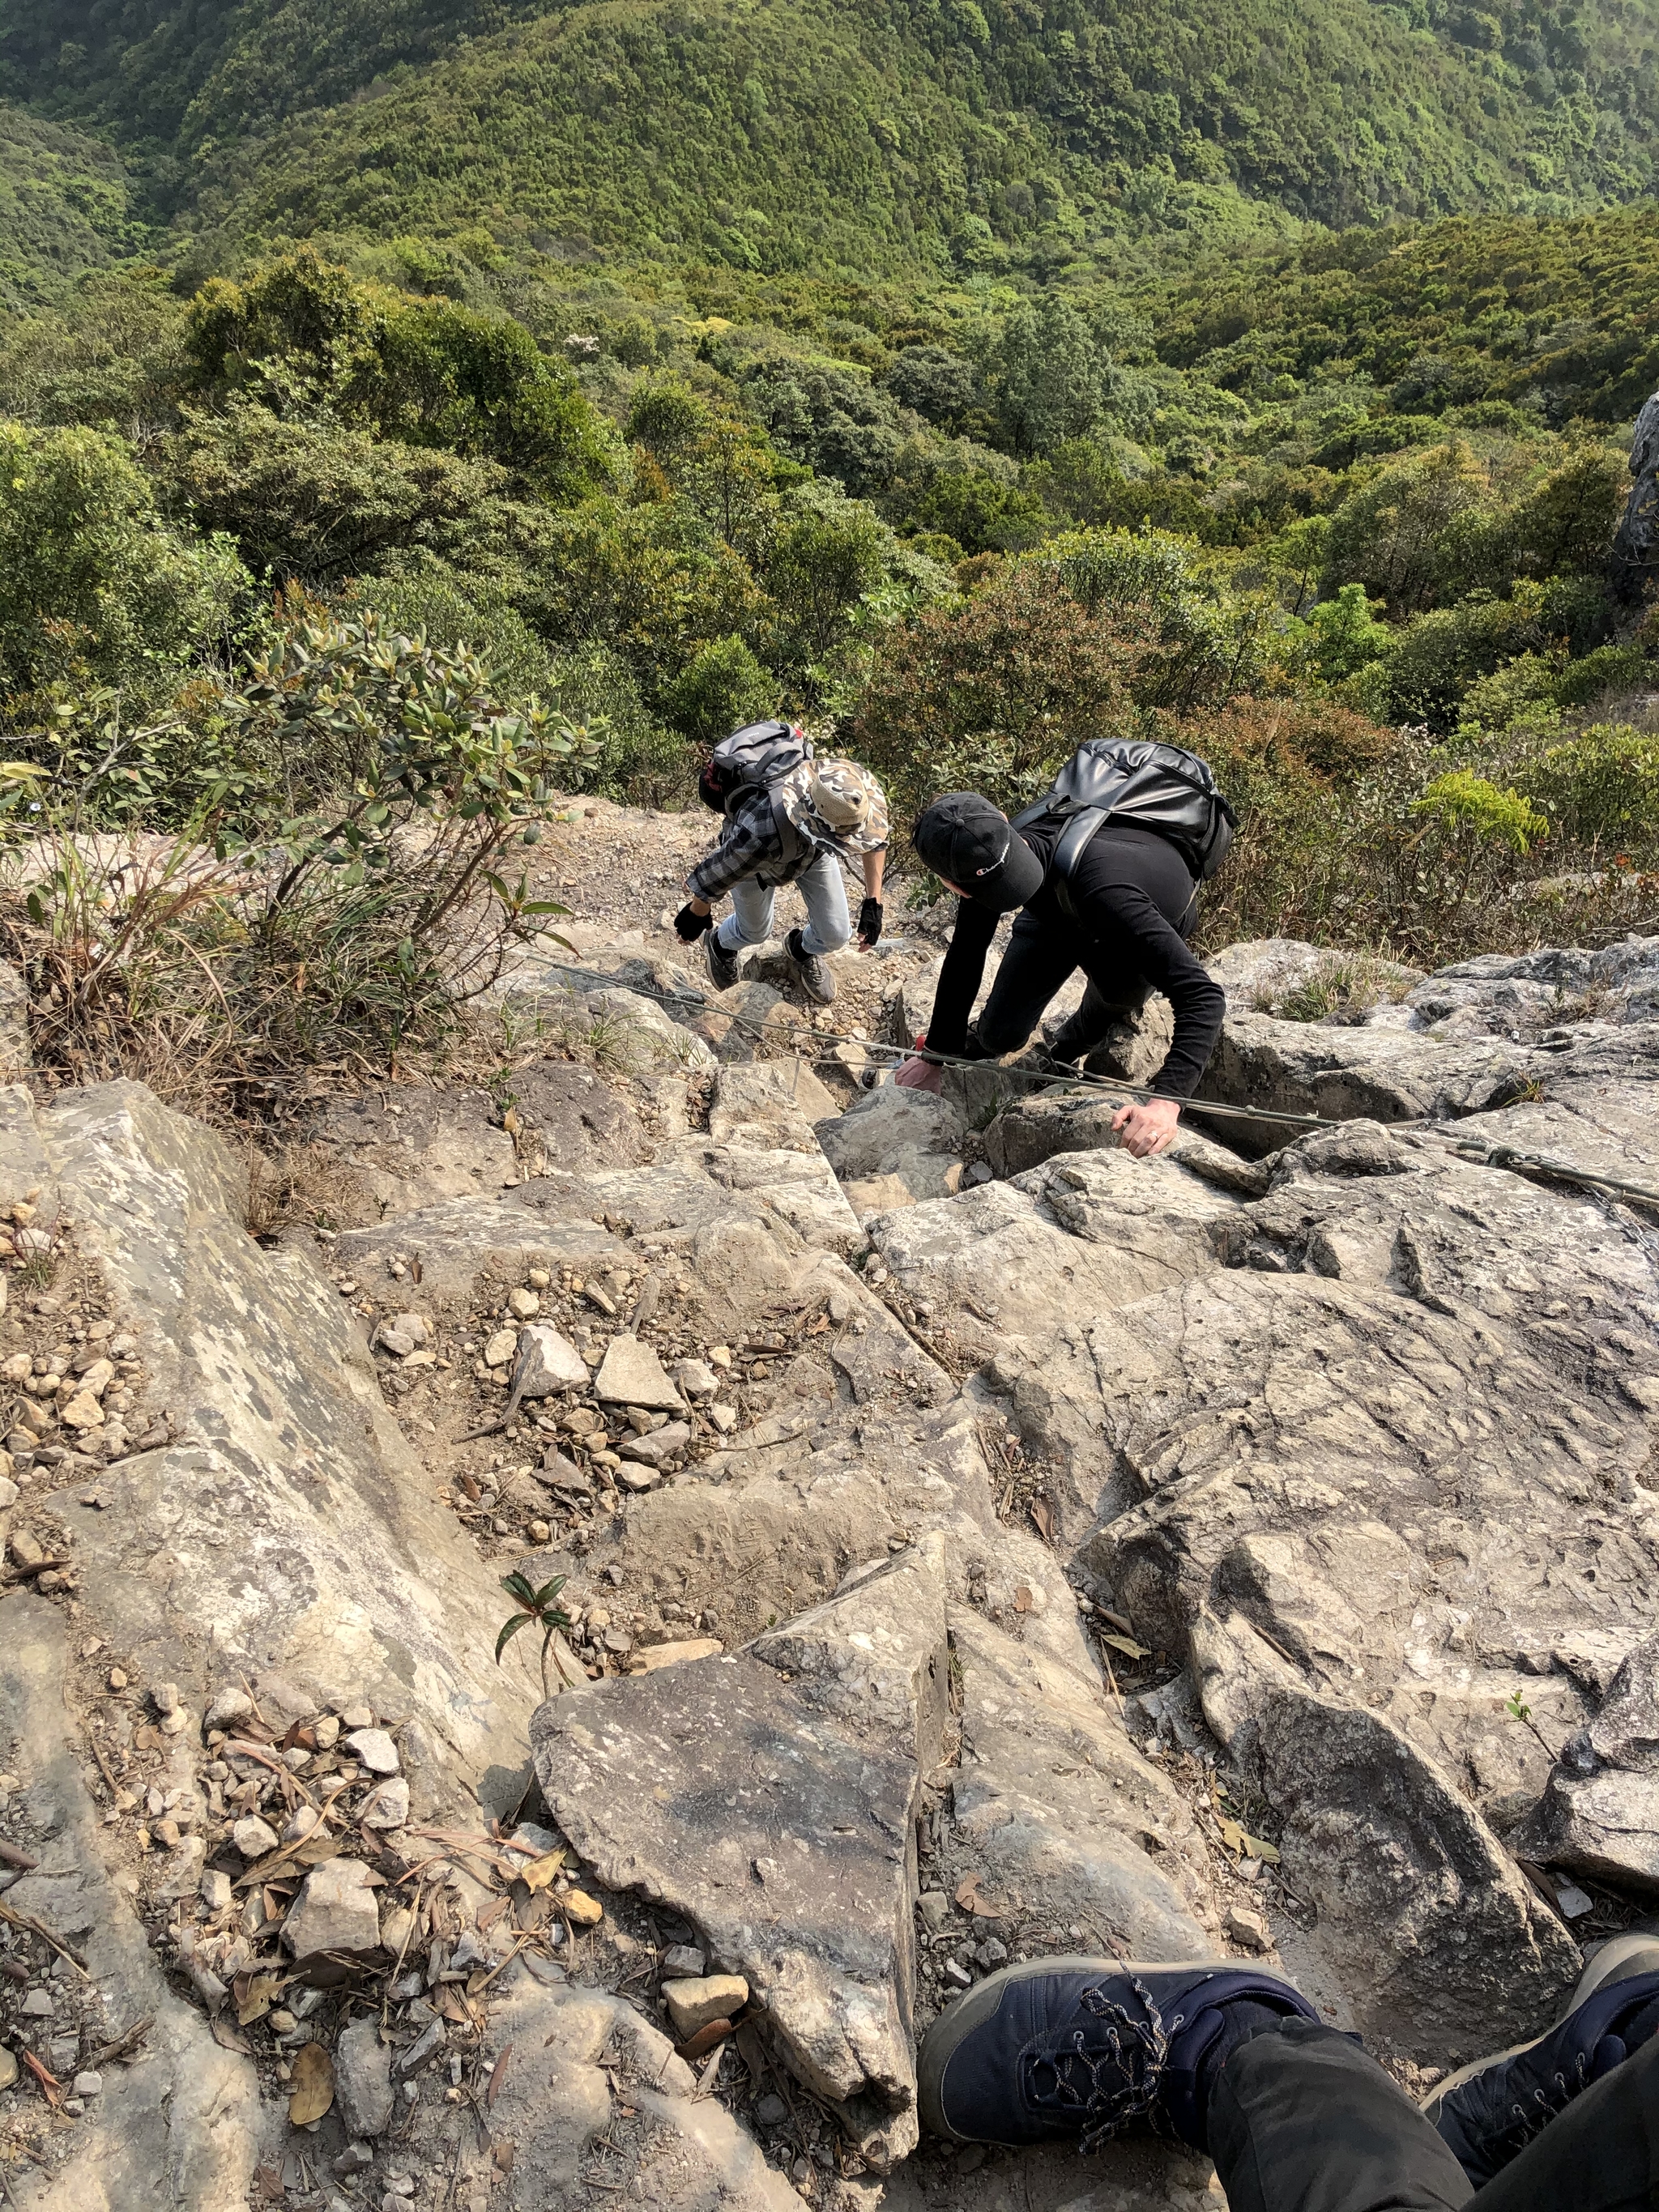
[533,1545,952,2168]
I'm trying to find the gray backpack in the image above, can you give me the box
[1012,737,1236,914]
[706,721,814,865]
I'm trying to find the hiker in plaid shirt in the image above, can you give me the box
[675,757,889,1007]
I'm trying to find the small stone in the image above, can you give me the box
[1226,1904,1272,1953]
[21,1988,53,2016]
[233,1816,281,1860]
[313,1715,341,1750]
[9,1529,43,1570]
[373,1313,431,1358]
[592,1336,684,1413]
[754,2091,788,2126]
[380,1905,416,1955]
[201,1869,233,1912]
[633,1638,723,1672]
[344,1728,399,1775]
[660,1943,707,1979]
[0,2048,17,2090]
[663,1974,748,2038]
[943,1959,972,1988]
[58,1391,104,1431]
[527,1519,551,1545]
[976,1937,1009,1969]
[153,1681,182,1717]
[361,1778,410,1831]
[268,2008,297,2035]
[672,1359,719,1401]
[254,1673,318,1728]
[284,1805,322,1843]
[562,1890,603,1927]
[484,1329,518,1369]
[508,1288,540,1319]
[708,1346,731,1369]
[340,1703,373,1731]
[707,1404,738,1434]
[203,1686,254,1731]
[918,1890,948,1930]
[334,2142,376,2178]
[510,1324,589,1399]
[336,2017,394,2138]
[527,1268,551,1290]
[62,2097,84,2118]
[108,1667,127,1691]
[72,2070,103,2099]
[618,1420,692,1469]
[1556,1883,1595,1920]
[0,1476,15,1509]
[283,1858,384,1960]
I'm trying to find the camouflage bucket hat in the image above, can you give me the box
[784,759,889,853]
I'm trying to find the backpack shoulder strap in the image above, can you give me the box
[1049,805,1108,921]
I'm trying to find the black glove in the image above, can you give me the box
[857,897,883,948]
[674,901,714,943]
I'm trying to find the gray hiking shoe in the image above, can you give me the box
[785,927,835,1004]
[704,928,740,993]
[1424,1933,1659,2185]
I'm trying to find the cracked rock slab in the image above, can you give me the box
[532,1546,950,2168]
[1194,1609,1580,2064]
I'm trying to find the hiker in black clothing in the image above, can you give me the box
[898,789,1226,1159]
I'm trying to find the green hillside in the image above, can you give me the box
[0,103,152,305]
[6,0,1659,288]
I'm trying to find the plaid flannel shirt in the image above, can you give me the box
[687,786,812,901]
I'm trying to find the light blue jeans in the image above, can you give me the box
[713,850,851,957]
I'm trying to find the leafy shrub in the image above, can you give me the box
[1380,586,1548,731]
[0,420,248,697]
[0,612,599,1106]
[662,633,774,747]
[1323,441,1493,614]
[1520,724,1659,855]
[158,402,518,583]
[851,559,1144,831]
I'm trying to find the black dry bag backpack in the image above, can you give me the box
[1011,738,1236,915]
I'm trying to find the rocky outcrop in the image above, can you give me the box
[5,907,1658,2207]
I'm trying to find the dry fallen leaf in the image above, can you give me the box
[288,2040,335,2125]
[679,2019,733,2061]
[211,2017,253,2056]
[486,2044,512,2109]
[1029,1498,1056,1544]
[1243,1831,1282,1865]
[1013,1586,1033,1614]
[518,1849,566,1892]
[1100,1632,1151,1660]
[237,1971,284,2027]
[954,1872,983,1911]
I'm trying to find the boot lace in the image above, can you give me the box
[1492,2050,1593,2162]
[1021,1975,1180,2151]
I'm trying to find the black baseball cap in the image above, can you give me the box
[912,792,1045,911]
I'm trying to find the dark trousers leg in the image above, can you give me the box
[1210,2018,1659,2212]
[1209,2019,1473,2212]
[1048,977,1152,1060]
[973,911,1082,1055]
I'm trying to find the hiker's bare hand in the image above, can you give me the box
[895,1055,944,1094]
[1112,1097,1180,1157]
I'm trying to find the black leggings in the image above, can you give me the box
[974,909,1158,1058]
[1211,2018,1659,2212]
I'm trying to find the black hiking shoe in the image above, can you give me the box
[785,927,835,1004]
[1425,1934,1659,2186]
[704,927,740,993]
[917,1956,1316,2153]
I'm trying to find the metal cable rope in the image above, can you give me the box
[529,957,1659,1217]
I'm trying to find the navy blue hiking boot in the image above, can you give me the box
[1424,1933,1659,2186]
[917,1957,1318,2152]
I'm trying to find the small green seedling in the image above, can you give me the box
[496,1571,574,1699]
[1506,1689,1532,1725]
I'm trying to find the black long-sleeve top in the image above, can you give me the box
[926,820,1226,1098]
